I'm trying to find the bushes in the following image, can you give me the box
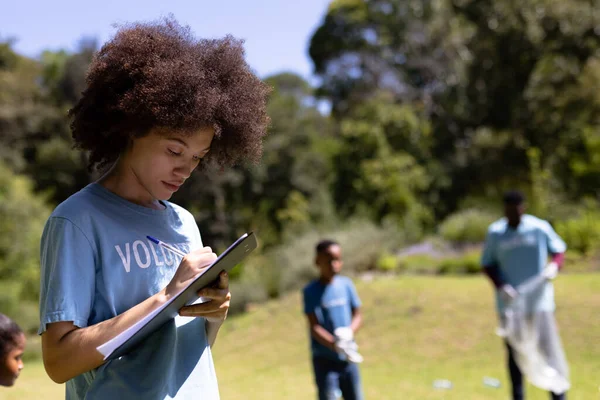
[438,208,497,245]
[226,203,600,315]
[0,282,40,335]
[437,251,481,275]
[396,254,439,274]
[555,208,600,255]
[0,163,52,302]
[0,163,52,356]
[376,252,398,272]
[562,251,600,273]
[387,250,482,276]
[0,281,21,317]
[228,279,268,316]
[228,218,403,313]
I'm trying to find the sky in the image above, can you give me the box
[0,0,332,82]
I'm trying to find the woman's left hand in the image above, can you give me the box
[179,271,231,323]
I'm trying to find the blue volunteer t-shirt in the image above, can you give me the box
[39,183,220,400]
[303,276,361,361]
[481,214,567,313]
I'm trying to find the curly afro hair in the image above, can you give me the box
[69,17,271,170]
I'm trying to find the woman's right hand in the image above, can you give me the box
[165,247,217,299]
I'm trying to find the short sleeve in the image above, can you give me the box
[481,229,497,267]
[346,279,361,309]
[186,209,203,250]
[38,217,97,334]
[542,221,567,254]
[303,286,317,315]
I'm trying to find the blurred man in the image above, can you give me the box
[481,190,569,400]
[303,240,364,400]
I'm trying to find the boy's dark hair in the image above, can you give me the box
[503,190,525,205]
[316,239,339,255]
[0,314,22,357]
[69,17,271,170]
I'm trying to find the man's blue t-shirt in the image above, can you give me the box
[39,183,220,399]
[481,214,567,313]
[303,276,361,361]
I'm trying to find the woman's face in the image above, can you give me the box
[0,333,25,387]
[124,126,214,202]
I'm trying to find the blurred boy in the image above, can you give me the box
[303,240,364,400]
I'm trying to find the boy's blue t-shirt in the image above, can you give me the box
[481,214,567,313]
[303,276,361,361]
[38,183,220,400]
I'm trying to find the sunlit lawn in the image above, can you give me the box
[9,274,600,399]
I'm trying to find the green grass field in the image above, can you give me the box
[6,274,600,399]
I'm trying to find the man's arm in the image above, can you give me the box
[482,264,505,288]
[550,252,565,270]
[481,229,505,288]
[542,252,565,280]
[480,230,518,301]
[306,313,336,351]
[543,221,567,278]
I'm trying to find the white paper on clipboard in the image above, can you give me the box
[97,232,257,360]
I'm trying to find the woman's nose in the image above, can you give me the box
[174,160,195,179]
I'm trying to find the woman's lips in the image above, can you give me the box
[163,182,181,192]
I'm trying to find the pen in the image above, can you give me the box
[147,236,187,258]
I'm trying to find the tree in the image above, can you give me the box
[310,0,600,218]
[171,72,336,249]
[309,0,467,116]
[0,41,92,204]
[0,162,51,303]
[439,0,600,201]
[332,92,433,235]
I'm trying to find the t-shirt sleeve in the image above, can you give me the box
[38,217,97,335]
[187,210,203,250]
[481,230,497,267]
[542,221,567,254]
[303,286,317,315]
[347,279,361,310]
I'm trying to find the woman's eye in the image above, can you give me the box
[168,149,182,156]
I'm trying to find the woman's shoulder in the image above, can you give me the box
[165,200,197,225]
[50,184,97,221]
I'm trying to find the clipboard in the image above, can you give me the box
[97,232,258,360]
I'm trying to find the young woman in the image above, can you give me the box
[38,18,269,399]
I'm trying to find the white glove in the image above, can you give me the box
[542,262,559,280]
[334,327,364,364]
[499,284,518,304]
[334,327,354,342]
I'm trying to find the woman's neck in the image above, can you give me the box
[98,161,165,210]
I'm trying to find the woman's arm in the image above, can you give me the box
[42,289,170,383]
[179,271,231,347]
[42,246,217,383]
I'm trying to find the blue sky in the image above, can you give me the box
[0,0,331,81]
